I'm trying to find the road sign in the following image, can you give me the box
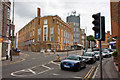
[75,42,77,46]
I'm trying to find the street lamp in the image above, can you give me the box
[10,0,14,61]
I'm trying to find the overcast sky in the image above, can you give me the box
[9,0,111,36]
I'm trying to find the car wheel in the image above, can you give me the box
[83,63,86,68]
[77,65,81,71]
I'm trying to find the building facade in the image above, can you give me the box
[110,0,120,72]
[81,29,86,48]
[66,15,81,49]
[1,0,11,57]
[17,8,73,52]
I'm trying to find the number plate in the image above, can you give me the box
[64,65,70,68]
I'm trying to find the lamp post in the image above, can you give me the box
[10,0,14,61]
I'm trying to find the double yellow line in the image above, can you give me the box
[82,66,96,80]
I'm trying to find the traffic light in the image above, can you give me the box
[92,13,101,39]
[101,16,105,41]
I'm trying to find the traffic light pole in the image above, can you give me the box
[99,40,102,80]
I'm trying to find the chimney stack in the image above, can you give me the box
[37,8,40,17]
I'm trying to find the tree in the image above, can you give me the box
[87,35,96,48]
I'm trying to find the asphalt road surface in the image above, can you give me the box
[2,50,112,79]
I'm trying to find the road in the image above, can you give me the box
[2,50,112,79]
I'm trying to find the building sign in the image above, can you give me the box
[0,38,3,43]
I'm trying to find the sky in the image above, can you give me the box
[9,0,111,36]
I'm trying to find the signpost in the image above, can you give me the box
[0,38,3,61]
[75,42,77,54]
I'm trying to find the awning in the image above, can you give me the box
[77,44,84,47]
[109,41,116,45]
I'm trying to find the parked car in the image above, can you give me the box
[102,51,111,58]
[87,49,92,52]
[14,48,21,53]
[40,49,45,53]
[60,55,86,71]
[92,48,99,51]
[94,51,103,60]
[102,49,112,57]
[82,52,96,63]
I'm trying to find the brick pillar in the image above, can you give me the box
[118,1,120,72]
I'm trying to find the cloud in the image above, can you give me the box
[9,0,111,36]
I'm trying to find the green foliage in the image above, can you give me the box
[112,51,118,57]
[87,35,96,42]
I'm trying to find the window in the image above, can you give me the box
[58,36,60,42]
[38,28,41,35]
[44,37,47,41]
[50,27,54,34]
[38,37,41,41]
[66,32,67,38]
[44,19,47,24]
[52,19,55,24]
[7,8,10,19]
[103,41,105,43]
[64,30,66,37]
[33,30,34,36]
[6,26,9,37]
[33,39,34,43]
[50,36,53,41]
[43,25,48,41]
[61,29,63,36]
[44,27,47,35]
[58,27,60,35]
[38,18,40,25]
[57,21,59,24]
[61,37,62,42]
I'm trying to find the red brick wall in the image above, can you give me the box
[110,2,119,37]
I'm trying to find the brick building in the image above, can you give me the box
[17,8,74,52]
[0,0,11,58]
[96,31,111,48]
[110,0,120,72]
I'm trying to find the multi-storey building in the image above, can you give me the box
[17,8,73,52]
[66,15,82,49]
[0,0,11,57]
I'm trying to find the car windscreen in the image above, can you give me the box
[83,53,92,57]
[66,55,79,60]
[103,52,108,54]
[94,52,99,54]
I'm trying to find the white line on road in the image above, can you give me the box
[92,64,99,78]
[50,61,60,66]
[41,65,52,70]
[73,76,82,78]
[28,69,36,74]
[37,68,54,75]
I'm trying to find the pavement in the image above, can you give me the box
[1,52,29,66]
[93,57,120,79]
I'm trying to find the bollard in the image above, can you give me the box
[57,54,60,60]
[48,52,50,55]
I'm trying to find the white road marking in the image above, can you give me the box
[73,76,82,78]
[92,64,99,78]
[50,61,60,66]
[52,73,60,76]
[41,65,52,70]
[28,69,36,74]
[37,68,54,75]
